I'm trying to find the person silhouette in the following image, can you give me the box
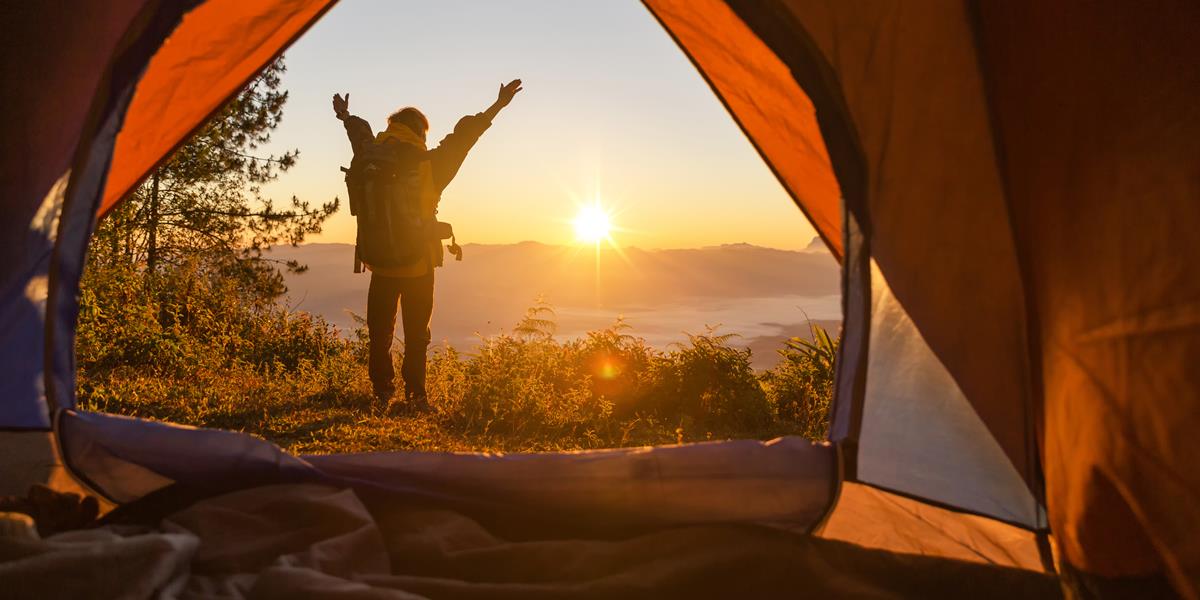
[333,80,522,407]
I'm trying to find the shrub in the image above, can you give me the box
[572,318,656,416]
[424,303,609,443]
[761,323,838,440]
[77,258,839,453]
[644,327,774,433]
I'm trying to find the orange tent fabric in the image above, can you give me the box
[98,0,336,217]
[644,0,842,260]
[647,0,1200,593]
[976,1,1200,588]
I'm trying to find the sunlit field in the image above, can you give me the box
[76,256,837,454]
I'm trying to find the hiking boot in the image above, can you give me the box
[384,394,427,416]
[396,389,429,413]
[408,393,430,412]
[373,384,395,406]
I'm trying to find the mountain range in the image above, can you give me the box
[267,240,840,369]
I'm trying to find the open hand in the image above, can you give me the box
[332,93,350,118]
[496,80,523,108]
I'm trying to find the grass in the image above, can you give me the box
[76,260,836,455]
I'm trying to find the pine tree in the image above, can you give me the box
[91,58,337,300]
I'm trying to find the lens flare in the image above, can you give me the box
[598,361,619,380]
[592,354,625,381]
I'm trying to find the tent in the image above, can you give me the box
[2,0,1197,596]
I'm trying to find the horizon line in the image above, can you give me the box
[270,238,830,253]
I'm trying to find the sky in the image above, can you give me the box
[258,0,818,250]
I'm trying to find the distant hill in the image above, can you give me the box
[268,239,840,369]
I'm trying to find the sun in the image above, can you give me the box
[573,203,612,244]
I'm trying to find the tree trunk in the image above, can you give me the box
[146,169,160,273]
[109,212,119,266]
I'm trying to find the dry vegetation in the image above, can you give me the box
[76,259,837,454]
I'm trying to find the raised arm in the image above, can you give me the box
[428,79,523,191]
[332,92,374,154]
[482,79,523,122]
[332,92,350,121]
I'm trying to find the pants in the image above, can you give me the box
[367,271,434,399]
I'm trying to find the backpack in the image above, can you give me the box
[342,141,430,273]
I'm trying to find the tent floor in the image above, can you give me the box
[0,431,113,513]
[2,482,1062,599]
